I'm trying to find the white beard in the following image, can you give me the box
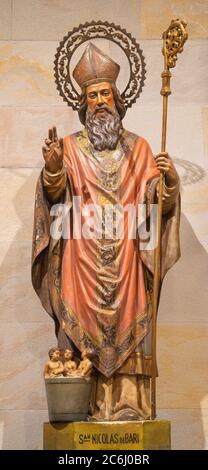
[85,106,122,151]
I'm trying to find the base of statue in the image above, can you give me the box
[43,420,171,450]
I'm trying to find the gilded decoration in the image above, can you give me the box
[54,21,146,111]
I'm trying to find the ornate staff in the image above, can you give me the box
[151,18,188,419]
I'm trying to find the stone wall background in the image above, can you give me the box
[0,0,207,450]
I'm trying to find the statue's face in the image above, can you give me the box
[52,349,60,361]
[86,81,115,114]
[85,81,121,151]
[64,350,72,360]
[81,350,88,359]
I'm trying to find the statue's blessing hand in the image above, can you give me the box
[42,126,64,173]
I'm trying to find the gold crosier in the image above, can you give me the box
[151,19,188,420]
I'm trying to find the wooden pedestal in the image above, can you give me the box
[43,420,171,450]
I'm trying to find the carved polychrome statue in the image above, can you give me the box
[77,350,93,378]
[44,348,64,379]
[32,25,181,421]
[63,349,77,377]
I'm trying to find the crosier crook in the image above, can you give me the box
[151,18,188,420]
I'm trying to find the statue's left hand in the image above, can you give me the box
[155,152,179,187]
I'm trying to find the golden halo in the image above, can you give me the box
[54,21,146,111]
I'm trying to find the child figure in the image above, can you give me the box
[44,348,64,378]
[77,350,93,377]
[63,349,77,377]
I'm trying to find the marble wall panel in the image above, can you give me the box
[0,410,48,450]
[124,104,205,168]
[0,168,40,242]
[158,409,208,450]
[0,106,79,167]
[0,41,60,106]
[183,209,208,245]
[156,323,208,409]
[158,213,208,324]
[140,0,208,39]
[0,1,12,40]
[201,242,208,253]
[202,106,208,163]
[0,241,53,323]
[12,0,141,41]
[0,322,54,410]
[182,173,208,244]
